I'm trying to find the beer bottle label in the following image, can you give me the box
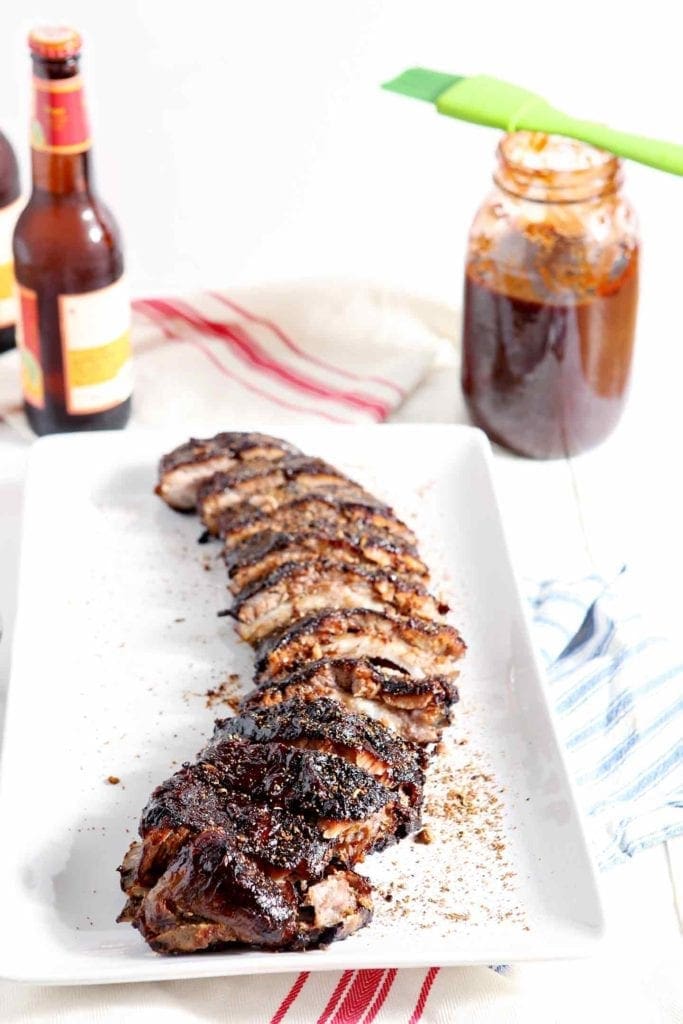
[31,75,90,154]
[0,197,22,329]
[17,287,45,407]
[58,278,133,414]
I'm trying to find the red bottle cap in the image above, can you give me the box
[28,26,83,60]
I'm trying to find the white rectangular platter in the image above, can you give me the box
[0,425,603,984]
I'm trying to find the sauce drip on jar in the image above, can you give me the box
[461,132,639,459]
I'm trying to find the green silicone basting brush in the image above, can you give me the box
[382,68,683,176]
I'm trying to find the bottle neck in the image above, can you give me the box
[31,148,91,196]
[494,132,622,204]
[30,53,93,197]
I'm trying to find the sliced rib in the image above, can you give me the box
[119,828,372,953]
[211,697,426,798]
[242,657,459,744]
[156,432,300,511]
[225,527,429,594]
[203,741,399,854]
[231,559,448,643]
[220,493,417,549]
[120,828,303,952]
[198,456,370,534]
[132,762,333,886]
[255,608,465,684]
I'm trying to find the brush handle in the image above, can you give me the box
[436,75,683,176]
[518,103,683,176]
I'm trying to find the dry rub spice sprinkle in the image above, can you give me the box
[204,673,242,711]
[373,735,527,935]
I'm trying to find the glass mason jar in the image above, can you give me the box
[461,132,639,459]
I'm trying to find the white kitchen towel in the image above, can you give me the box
[527,569,683,869]
[0,280,457,436]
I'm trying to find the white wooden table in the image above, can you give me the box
[0,345,681,1020]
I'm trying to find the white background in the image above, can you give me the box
[1,0,680,306]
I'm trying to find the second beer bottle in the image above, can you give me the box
[14,26,132,435]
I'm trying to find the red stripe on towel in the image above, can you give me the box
[316,971,356,1024]
[269,971,311,1024]
[133,300,351,424]
[210,291,406,399]
[147,296,389,421]
[408,967,440,1024]
[330,970,386,1024]
[363,968,398,1023]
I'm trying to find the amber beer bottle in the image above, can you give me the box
[13,27,132,434]
[0,129,21,353]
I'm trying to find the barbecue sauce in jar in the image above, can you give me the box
[462,132,639,459]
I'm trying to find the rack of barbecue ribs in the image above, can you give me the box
[119,432,465,954]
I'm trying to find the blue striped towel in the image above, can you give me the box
[527,569,683,869]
